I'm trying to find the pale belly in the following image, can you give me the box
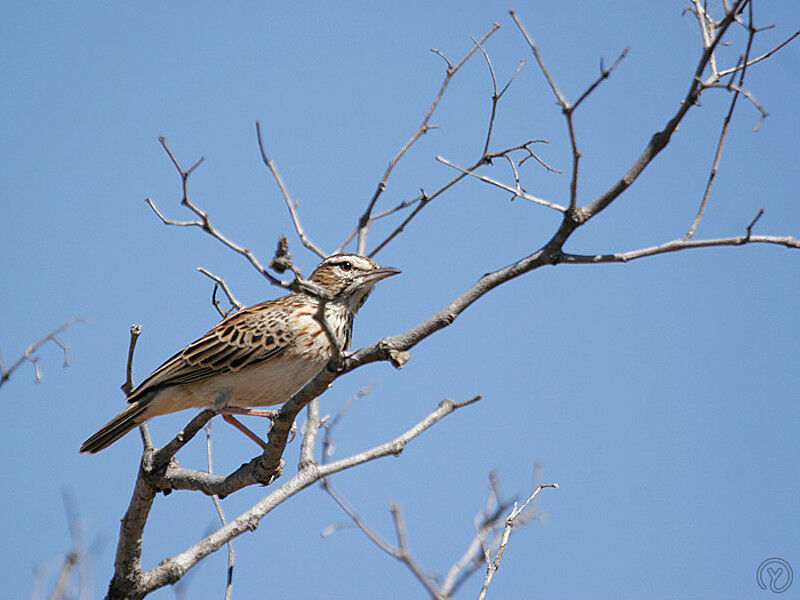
[145,352,328,418]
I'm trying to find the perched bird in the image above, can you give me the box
[80,254,400,453]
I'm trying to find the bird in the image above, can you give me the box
[80,254,400,453]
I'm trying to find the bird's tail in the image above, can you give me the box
[80,401,150,454]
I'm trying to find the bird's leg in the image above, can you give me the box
[219,407,297,444]
[220,414,267,449]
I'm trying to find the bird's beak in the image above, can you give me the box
[361,266,401,283]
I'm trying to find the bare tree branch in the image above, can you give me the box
[197,267,243,318]
[121,324,142,395]
[575,0,750,223]
[322,480,400,559]
[369,140,559,257]
[0,317,83,389]
[510,9,628,213]
[204,422,234,600]
[686,2,759,239]
[96,5,799,598]
[318,395,547,600]
[148,140,346,305]
[560,232,798,265]
[120,396,480,598]
[353,24,500,255]
[717,27,800,76]
[472,34,525,156]
[435,155,565,212]
[147,137,289,289]
[335,197,422,254]
[255,121,327,258]
[477,483,558,600]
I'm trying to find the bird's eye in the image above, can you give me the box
[340,261,353,271]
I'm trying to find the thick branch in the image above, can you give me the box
[135,396,480,596]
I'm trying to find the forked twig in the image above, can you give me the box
[472,34,525,156]
[0,317,83,388]
[197,267,244,317]
[369,140,559,257]
[147,137,289,289]
[717,28,800,76]
[686,1,758,239]
[511,9,628,213]
[436,155,566,212]
[353,24,500,255]
[477,483,559,600]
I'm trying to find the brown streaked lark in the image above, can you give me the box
[80,254,400,453]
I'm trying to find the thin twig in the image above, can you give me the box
[150,139,341,303]
[510,10,629,213]
[686,3,757,239]
[367,143,558,259]
[703,82,768,128]
[321,480,399,557]
[390,503,444,600]
[435,155,566,212]
[255,122,326,258]
[0,317,83,389]
[120,324,142,395]
[335,195,425,253]
[509,11,567,106]
[472,35,525,156]
[440,473,512,597]
[688,0,719,76]
[745,207,765,239]
[197,267,244,316]
[205,422,234,600]
[477,483,558,600]
[321,384,376,460]
[572,47,629,111]
[560,232,799,265]
[148,137,288,290]
[717,28,800,76]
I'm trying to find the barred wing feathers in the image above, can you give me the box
[127,299,295,403]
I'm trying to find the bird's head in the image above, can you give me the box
[309,254,400,310]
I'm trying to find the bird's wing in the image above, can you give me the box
[127,299,296,403]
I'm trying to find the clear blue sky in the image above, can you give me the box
[2,2,799,599]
